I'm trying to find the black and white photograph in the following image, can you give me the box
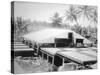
[11,1,97,74]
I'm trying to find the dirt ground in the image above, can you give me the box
[14,57,53,74]
[14,56,97,74]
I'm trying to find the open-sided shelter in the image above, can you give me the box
[21,28,92,48]
[56,51,97,67]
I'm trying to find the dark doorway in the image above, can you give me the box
[76,39,84,47]
[44,53,47,60]
[48,56,53,64]
[54,55,63,67]
[55,38,72,47]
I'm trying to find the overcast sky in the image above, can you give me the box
[14,1,96,27]
[14,2,69,21]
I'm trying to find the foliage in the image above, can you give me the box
[90,8,98,25]
[13,5,97,43]
[13,17,31,35]
[64,5,97,43]
[71,24,82,35]
[50,12,62,27]
[78,5,94,20]
[65,5,80,26]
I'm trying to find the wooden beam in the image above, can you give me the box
[55,43,56,48]
[42,52,44,59]
[52,56,54,66]
[47,54,49,62]
[62,58,65,66]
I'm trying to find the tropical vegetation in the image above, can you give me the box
[12,5,97,44]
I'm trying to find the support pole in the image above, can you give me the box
[62,58,65,66]
[52,56,54,66]
[42,52,44,59]
[47,54,49,62]
[55,43,56,48]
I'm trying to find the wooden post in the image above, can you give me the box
[47,54,49,62]
[41,51,43,58]
[32,42,34,48]
[37,44,38,53]
[55,43,56,48]
[75,64,79,70]
[52,56,54,66]
[42,52,44,59]
[62,58,65,66]
[36,43,40,55]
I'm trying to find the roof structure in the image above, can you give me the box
[13,43,26,45]
[78,50,97,58]
[14,42,23,44]
[57,51,96,64]
[41,48,97,57]
[14,45,29,49]
[60,48,95,52]
[22,28,92,44]
[59,48,78,51]
[41,48,61,55]
[13,44,26,46]
[14,48,34,51]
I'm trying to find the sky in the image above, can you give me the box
[14,2,69,22]
[14,1,97,27]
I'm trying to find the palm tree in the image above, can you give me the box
[90,8,97,42]
[79,5,93,21]
[64,5,80,26]
[78,5,94,35]
[15,17,31,35]
[50,12,62,27]
[91,8,97,26]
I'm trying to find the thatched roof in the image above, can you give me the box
[22,28,92,44]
